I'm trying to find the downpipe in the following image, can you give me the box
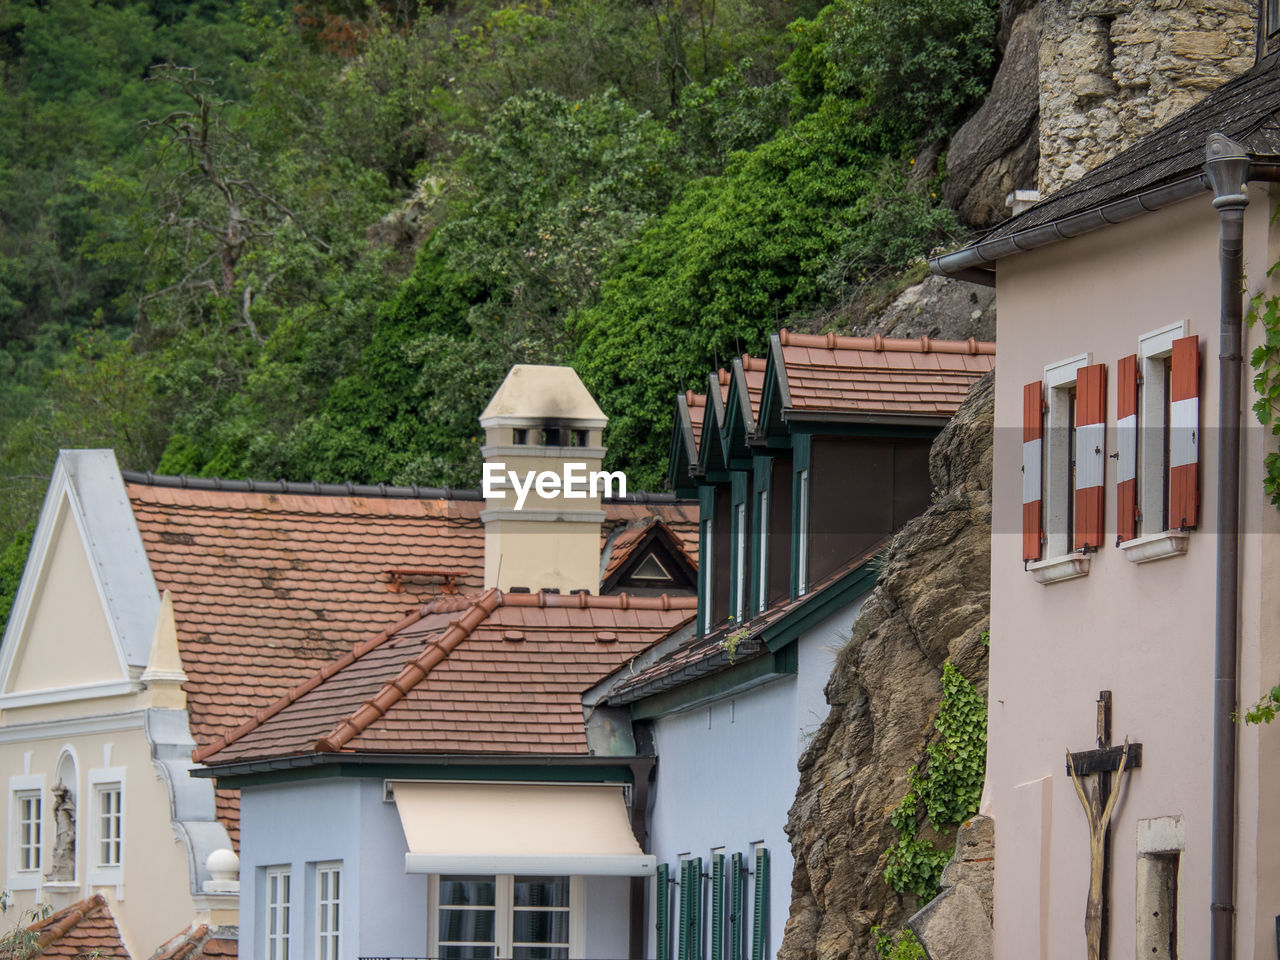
[1203,133,1251,960]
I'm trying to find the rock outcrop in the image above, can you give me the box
[944,5,1041,227]
[1038,0,1254,195]
[910,815,995,960]
[779,373,993,960]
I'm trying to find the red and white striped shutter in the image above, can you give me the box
[1116,355,1139,543]
[1170,336,1200,529]
[1022,381,1044,562]
[1074,363,1107,551]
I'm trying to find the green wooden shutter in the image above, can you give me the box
[751,848,769,960]
[689,857,704,960]
[657,863,671,960]
[679,861,691,960]
[729,852,744,960]
[711,854,725,960]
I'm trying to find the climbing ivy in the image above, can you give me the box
[883,660,987,901]
[872,925,927,960]
[1246,283,1280,504]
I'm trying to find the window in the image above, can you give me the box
[96,784,122,867]
[732,503,746,622]
[796,470,810,596]
[317,862,341,960]
[430,875,582,960]
[702,518,714,634]
[17,791,41,873]
[266,866,292,960]
[756,491,768,614]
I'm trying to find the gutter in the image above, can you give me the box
[929,173,1210,285]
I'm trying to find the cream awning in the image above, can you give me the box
[391,780,656,876]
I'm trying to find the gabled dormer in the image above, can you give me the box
[672,331,996,640]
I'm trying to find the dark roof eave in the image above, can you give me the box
[196,751,649,779]
[781,409,952,427]
[931,172,1211,280]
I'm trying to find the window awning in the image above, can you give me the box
[390,781,656,877]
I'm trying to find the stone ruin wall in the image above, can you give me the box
[1039,0,1255,196]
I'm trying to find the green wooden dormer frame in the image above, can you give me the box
[755,335,793,447]
[719,359,757,469]
[696,371,731,483]
[667,392,701,497]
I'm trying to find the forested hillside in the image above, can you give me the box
[0,0,1000,627]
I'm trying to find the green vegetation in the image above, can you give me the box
[1,0,1000,607]
[872,925,927,960]
[884,660,987,901]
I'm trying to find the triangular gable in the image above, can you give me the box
[600,522,698,594]
[756,334,793,443]
[719,358,763,464]
[696,370,731,477]
[0,451,159,706]
[667,393,700,495]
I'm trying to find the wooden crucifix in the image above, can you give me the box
[1065,691,1143,960]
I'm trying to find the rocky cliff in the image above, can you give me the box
[779,372,993,960]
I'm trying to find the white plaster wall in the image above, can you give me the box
[989,192,1276,960]
[584,876,633,960]
[648,600,861,960]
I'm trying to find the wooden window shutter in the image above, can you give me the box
[678,861,691,960]
[688,858,704,960]
[711,854,725,960]
[1170,336,1200,529]
[1116,354,1139,543]
[1022,381,1045,561]
[750,848,768,960]
[658,863,671,960]
[729,852,744,960]
[1074,363,1107,551]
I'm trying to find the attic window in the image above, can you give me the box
[513,429,529,445]
[540,428,562,446]
[629,554,672,582]
[572,429,589,447]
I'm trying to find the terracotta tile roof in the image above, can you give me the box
[197,590,697,765]
[776,330,995,418]
[7,894,130,959]
[125,480,696,841]
[150,923,237,960]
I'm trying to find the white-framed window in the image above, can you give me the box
[1137,321,1186,536]
[733,502,747,622]
[17,791,41,873]
[265,866,293,960]
[96,785,122,867]
[756,490,769,614]
[1042,353,1091,559]
[701,518,714,634]
[429,874,584,960]
[87,766,125,885]
[8,773,45,889]
[797,470,810,595]
[316,861,342,960]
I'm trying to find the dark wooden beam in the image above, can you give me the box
[1066,743,1143,777]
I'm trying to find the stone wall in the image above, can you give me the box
[1039,0,1255,195]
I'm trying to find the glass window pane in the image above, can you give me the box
[512,911,569,945]
[512,947,569,960]
[440,946,498,960]
[440,876,497,906]
[514,876,569,907]
[440,909,496,942]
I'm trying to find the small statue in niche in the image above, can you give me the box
[49,782,75,881]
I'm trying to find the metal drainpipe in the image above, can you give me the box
[1204,132,1251,960]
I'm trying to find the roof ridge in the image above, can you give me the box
[30,893,108,950]
[497,590,696,610]
[152,922,213,960]
[192,606,428,763]
[777,329,996,355]
[315,588,502,752]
